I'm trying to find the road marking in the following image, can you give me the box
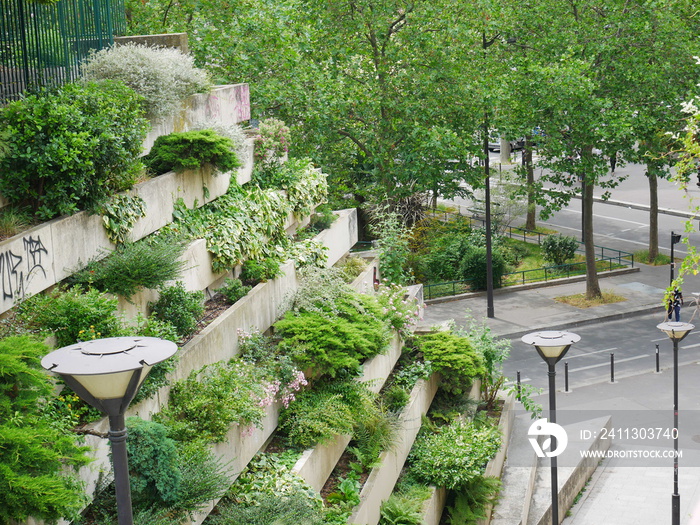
[564,347,618,360]
[682,343,700,350]
[568,354,649,373]
[560,208,648,226]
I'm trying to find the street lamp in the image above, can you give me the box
[657,321,694,525]
[670,231,682,286]
[522,330,580,525]
[41,337,178,525]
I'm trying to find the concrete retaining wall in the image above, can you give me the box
[477,392,517,525]
[55,208,358,522]
[291,335,402,492]
[348,373,440,525]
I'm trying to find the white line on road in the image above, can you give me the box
[564,347,618,360]
[682,343,700,350]
[560,208,648,226]
[568,354,649,373]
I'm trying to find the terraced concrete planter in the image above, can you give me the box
[0,158,252,316]
[44,209,359,524]
[421,487,447,525]
[477,392,516,525]
[143,84,251,154]
[291,335,403,492]
[347,373,440,525]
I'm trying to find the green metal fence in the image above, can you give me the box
[1,0,126,103]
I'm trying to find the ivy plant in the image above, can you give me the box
[100,193,146,245]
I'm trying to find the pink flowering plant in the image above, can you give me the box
[253,118,290,164]
[375,282,420,339]
[238,328,308,409]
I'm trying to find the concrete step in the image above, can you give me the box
[527,416,612,525]
[491,411,540,525]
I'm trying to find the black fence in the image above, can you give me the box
[0,0,126,103]
[421,207,635,300]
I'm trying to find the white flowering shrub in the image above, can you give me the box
[80,43,211,119]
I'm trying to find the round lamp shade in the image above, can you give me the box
[657,321,694,342]
[42,337,177,416]
[522,330,581,363]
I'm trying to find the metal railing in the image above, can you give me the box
[421,207,635,300]
[1,0,126,103]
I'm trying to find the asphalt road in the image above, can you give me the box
[503,311,700,391]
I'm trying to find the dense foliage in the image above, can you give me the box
[0,336,91,523]
[0,81,148,220]
[409,419,500,490]
[144,129,241,175]
[68,240,187,299]
[413,330,485,395]
[541,234,579,266]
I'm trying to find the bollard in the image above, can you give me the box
[516,371,521,397]
[610,352,615,383]
[656,344,660,373]
[565,361,570,392]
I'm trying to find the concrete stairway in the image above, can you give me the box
[491,411,612,525]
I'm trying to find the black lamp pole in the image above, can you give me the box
[672,335,680,525]
[657,322,693,525]
[522,331,580,525]
[670,231,681,286]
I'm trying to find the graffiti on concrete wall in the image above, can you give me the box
[0,234,48,301]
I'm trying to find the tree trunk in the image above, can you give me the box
[648,166,659,262]
[582,150,602,300]
[524,137,536,230]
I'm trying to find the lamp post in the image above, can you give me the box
[41,337,178,525]
[657,321,694,525]
[522,330,580,525]
[670,231,682,286]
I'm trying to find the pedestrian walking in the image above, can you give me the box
[667,287,684,322]
[609,151,617,173]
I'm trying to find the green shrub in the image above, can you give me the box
[409,419,501,490]
[218,277,252,304]
[541,234,579,266]
[174,441,232,513]
[337,256,369,283]
[216,453,323,524]
[149,282,204,338]
[309,205,337,231]
[81,43,211,119]
[213,490,325,525]
[155,360,268,443]
[459,246,507,291]
[384,385,410,413]
[144,129,241,175]
[0,206,33,238]
[68,240,187,299]
[0,336,91,524]
[370,207,411,285]
[445,476,501,525]
[126,418,182,507]
[278,379,387,452]
[0,81,148,220]
[379,485,432,525]
[415,331,485,395]
[275,294,390,379]
[240,258,283,285]
[16,286,125,347]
